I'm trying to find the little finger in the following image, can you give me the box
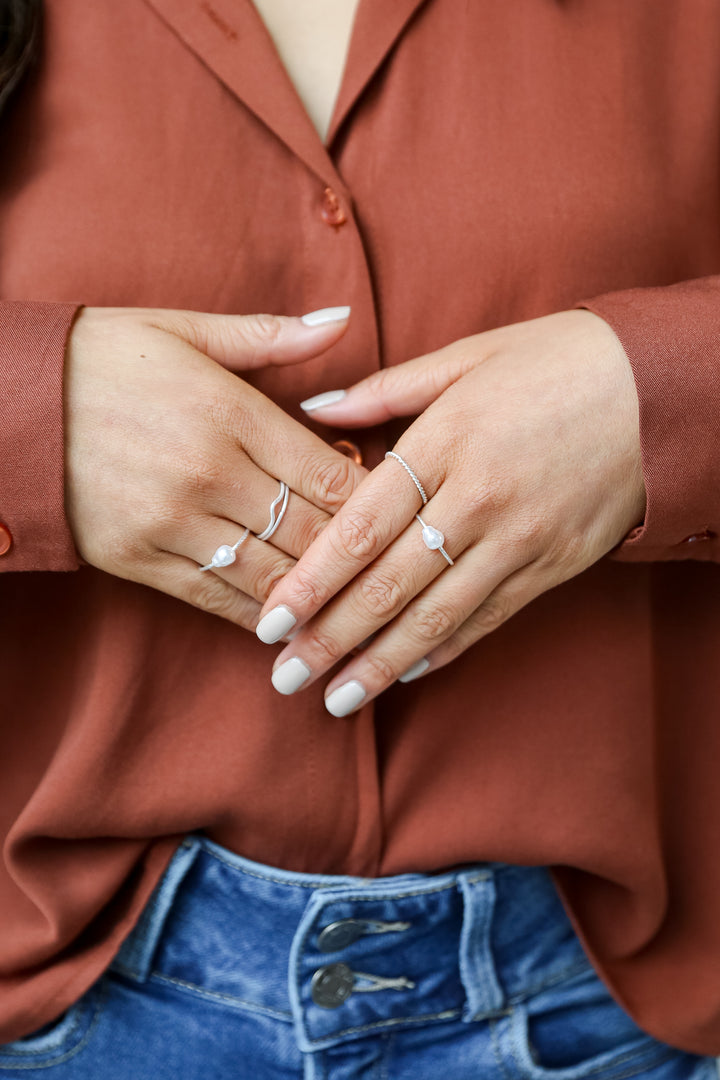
[315,541,532,716]
[411,560,564,675]
[133,551,264,630]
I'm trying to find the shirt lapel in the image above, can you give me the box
[142,0,342,186]
[143,0,431,179]
[326,0,431,147]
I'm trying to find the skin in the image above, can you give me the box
[256,309,647,714]
[64,306,366,629]
[252,0,361,142]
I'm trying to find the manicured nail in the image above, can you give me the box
[325,680,366,718]
[301,306,351,327]
[271,657,311,695]
[300,389,347,413]
[398,658,430,683]
[256,605,297,644]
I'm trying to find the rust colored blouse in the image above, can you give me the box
[2,0,720,1054]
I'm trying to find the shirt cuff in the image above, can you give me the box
[0,301,83,572]
[574,276,720,562]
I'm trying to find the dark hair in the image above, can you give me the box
[0,0,42,116]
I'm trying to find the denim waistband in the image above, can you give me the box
[109,833,589,1053]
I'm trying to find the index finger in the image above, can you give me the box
[254,453,432,644]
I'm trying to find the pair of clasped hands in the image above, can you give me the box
[66,304,646,716]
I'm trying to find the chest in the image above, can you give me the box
[251,0,360,143]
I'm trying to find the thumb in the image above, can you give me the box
[299,340,476,427]
[150,305,351,371]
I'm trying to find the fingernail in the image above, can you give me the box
[301,306,351,327]
[256,605,297,644]
[271,657,311,695]
[300,389,347,413]
[325,680,366,718]
[398,658,430,683]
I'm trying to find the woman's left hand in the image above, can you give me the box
[254,309,646,716]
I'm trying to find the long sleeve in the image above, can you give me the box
[0,300,83,572]
[575,276,720,563]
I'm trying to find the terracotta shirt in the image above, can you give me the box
[2,0,720,1055]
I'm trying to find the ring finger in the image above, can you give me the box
[208,458,331,560]
[178,515,297,605]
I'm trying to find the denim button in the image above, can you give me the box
[317,919,365,952]
[311,963,355,1008]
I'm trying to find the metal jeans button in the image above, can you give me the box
[317,919,366,952]
[311,963,355,1008]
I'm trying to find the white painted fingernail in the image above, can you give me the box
[271,657,311,695]
[301,306,351,327]
[398,658,430,683]
[256,605,297,644]
[300,389,347,412]
[325,680,366,718]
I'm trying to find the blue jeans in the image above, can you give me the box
[0,832,716,1079]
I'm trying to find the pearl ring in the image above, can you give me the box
[199,528,250,572]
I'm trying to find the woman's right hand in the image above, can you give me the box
[64,305,365,630]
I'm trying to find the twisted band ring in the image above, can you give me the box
[385,451,428,505]
[199,527,250,572]
[256,481,290,542]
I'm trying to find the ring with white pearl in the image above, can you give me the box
[199,528,250,572]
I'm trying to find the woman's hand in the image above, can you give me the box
[64,305,365,629]
[253,309,646,713]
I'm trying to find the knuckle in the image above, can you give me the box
[185,573,236,617]
[291,564,331,610]
[413,599,457,642]
[362,652,399,685]
[472,594,513,636]
[547,531,587,572]
[178,451,225,499]
[295,510,330,551]
[253,558,295,603]
[334,505,384,561]
[243,312,284,349]
[464,473,509,520]
[311,456,355,509]
[358,572,405,620]
[306,629,343,667]
[513,514,546,556]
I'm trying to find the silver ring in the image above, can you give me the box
[415,514,454,566]
[199,528,250,572]
[256,481,290,542]
[385,451,428,505]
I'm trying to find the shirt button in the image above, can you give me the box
[320,186,347,227]
[0,523,13,556]
[311,963,355,1008]
[680,530,716,544]
[332,439,363,466]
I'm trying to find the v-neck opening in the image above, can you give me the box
[248,0,363,149]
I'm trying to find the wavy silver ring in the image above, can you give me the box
[415,514,454,566]
[256,481,290,542]
[199,527,250,572]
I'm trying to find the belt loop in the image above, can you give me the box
[109,834,203,983]
[457,870,505,1021]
